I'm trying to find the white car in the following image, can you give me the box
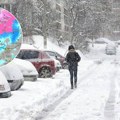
[0,62,24,91]
[0,71,11,98]
[13,58,38,81]
[54,59,62,72]
[105,43,116,55]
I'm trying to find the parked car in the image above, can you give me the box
[105,43,116,55]
[115,41,118,48]
[54,59,62,71]
[44,50,68,69]
[13,58,38,81]
[0,62,24,91]
[0,71,11,98]
[17,44,56,78]
[116,40,120,45]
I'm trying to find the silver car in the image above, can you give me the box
[13,58,38,81]
[105,44,116,55]
[0,62,24,91]
[0,71,11,98]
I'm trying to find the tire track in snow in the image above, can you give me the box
[77,60,115,120]
[104,60,120,120]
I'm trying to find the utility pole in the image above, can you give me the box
[43,3,47,49]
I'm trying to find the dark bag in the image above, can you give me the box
[75,52,81,62]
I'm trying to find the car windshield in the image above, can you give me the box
[55,52,63,58]
[45,51,63,59]
[17,50,39,59]
[45,51,55,57]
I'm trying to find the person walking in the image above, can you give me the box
[65,45,81,89]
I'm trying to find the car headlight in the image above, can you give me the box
[0,85,5,91]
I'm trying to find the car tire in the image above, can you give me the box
[9,80,23,91]
[39,67,52,78]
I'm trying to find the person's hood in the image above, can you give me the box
[68,45,75,50]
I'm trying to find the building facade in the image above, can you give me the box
[111,0,120,40]
[49,0,71,42]
[0,0,16,14]
[0,0,71,44]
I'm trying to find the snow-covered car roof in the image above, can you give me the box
[13,58,38,75]
[106,42,116,47]
[95,38,113,44]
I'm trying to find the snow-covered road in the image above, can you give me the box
[35,60,120,120]
[1,58,120,120]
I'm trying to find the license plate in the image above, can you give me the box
[0,85,5,91]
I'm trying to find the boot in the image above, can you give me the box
[71,81,73,89]
[74,81,77,88]
[71,84,73,89]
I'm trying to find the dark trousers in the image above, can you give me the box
[68,65,77,87]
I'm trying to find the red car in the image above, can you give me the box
[17,48,56,78]
[44,50,68,69]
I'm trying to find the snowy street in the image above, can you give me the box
[1,58,120,120]
[35,60,120,120]
[0,0,120,119]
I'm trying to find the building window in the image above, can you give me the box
[56,4,61,11]
[112,0,120,8]
[0,4,11,11]
[5,4,10,11]
[56,30,61,39]
[56,22,61,30]
[64,25,69,32]
[56,12,61,22]
[64,8,68,16]
[0,4,4,8]
[64,15,69,25]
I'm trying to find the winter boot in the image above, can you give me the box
[71,81,73,89]
[71,85,73,89]
[74,81,77,88]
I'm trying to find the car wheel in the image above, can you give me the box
[39,67,52,78]
[9,80,23,91]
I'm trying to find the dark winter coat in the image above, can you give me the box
[65,49,81,68]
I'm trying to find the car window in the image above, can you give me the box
[41,51,50,59]
[45,51,55,57]
[55,52,63,58]
[17,51,23,58]
[17,50,39,59]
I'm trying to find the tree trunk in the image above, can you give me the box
[43,35,47,49]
